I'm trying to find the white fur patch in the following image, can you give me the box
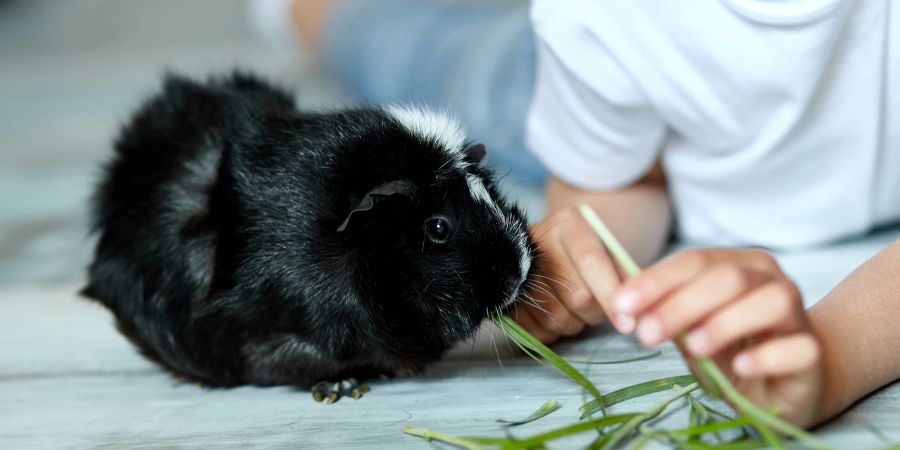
[517,231,532,281]
[503,232,532,309]
[385,105,467,155]
[465,174,503,218]
[507,219,533,310]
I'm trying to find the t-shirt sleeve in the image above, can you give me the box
[526,1,667,190]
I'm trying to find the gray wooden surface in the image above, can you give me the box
[1,1,897,449]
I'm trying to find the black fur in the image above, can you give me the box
[83,71,537,390]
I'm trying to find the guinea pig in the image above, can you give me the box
[82,72,537,402]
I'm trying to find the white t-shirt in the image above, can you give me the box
[527,0,900,249]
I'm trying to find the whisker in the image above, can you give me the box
[526,282,557,301]
[489,318,504,370]
[523,279,557,301]
[520,292,568,329]
[531,218,578,242]
[533,274,578,299]
[520,294,552,317]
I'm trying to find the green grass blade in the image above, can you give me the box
[689,395,710,426]
[403,427,487,450]
[698,399,737,421]
[413,416,639,450]
[580,375,697,419]
[670,417,752,437]
[508,413,639,449]
[566,350,662,365]
[496,399,562,427]
[493,316,606,412]
[755,421,785,450]
[626,434,656,450]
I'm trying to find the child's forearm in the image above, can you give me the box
[808,238,900,425]
[290,0,333,49]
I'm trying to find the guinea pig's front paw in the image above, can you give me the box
[311,377,369,404]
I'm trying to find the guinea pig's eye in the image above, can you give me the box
[424,217,452,244]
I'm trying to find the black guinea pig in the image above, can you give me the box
[82,72,538,402]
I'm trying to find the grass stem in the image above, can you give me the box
[403,427,486,450]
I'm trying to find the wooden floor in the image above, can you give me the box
[1,1,898,449]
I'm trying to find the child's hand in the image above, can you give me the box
[510,207,625,343]
[612,248,823,426]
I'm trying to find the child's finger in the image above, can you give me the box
[686,281,803,356]
[612,250,710,316]
[557,214,623,329]
[562,282,608,325]
[634,263,768,346]
[732,334,820,378]
[530,225,607,325]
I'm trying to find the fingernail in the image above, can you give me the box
[636,316,662,346]
[733,353,754,376]
[613,288,639,313]
[686,330,709,355]
[614,313,635,334]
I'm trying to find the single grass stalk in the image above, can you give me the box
[670,417,752,437]
[496,399,562,427]
[580,374,696,418]
[577,204,835,450]
[505,413,639,449]
[689,395,707,427]
[566,349,662,365]
[626,433,657,450]
[403,427,487,450]
[405,414,639,450]
[625,424,675,450]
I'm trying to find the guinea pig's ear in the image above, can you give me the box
[337,179,417,233]
[463,143,486,165]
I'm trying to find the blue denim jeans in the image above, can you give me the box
[319,0,547,186]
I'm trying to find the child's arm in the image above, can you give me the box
[513,168,671,343]
[808,237,900,424]
[610,239,900,427]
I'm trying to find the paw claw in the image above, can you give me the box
[310,378,369,404]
